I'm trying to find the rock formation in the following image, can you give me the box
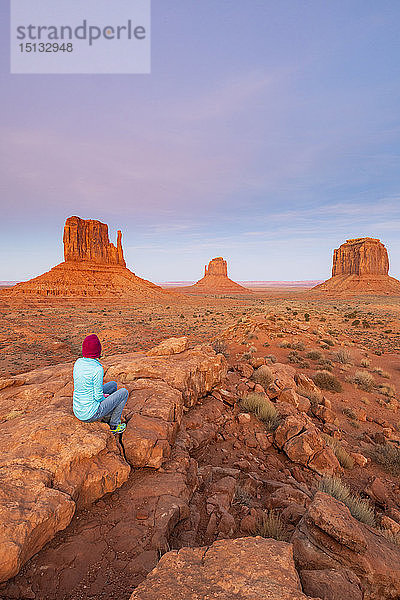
[293,491,400,600]
[188,257,251,294]
[4,216,174,299]
[0,339,226,583]
[63,216,126,266]
[130,537,320,600]
[312,238,400,294]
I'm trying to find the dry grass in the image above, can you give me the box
[306,350,323,361]
[334,349,353,364]
[360,358,371,368]
[297,387,321,409]
[373,367,391,379]
[312,370,343,393]
[353,370,375,391]
[322,434,355,469]
[251,365,273,390]
[241,392,279,431]
[372,443,400,475]
[212,339,229,357]
[319,476,376,526]
[377,383,396,397]
[252,510,289,541]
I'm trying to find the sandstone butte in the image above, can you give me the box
[312,237,400,294]
[188,257,251,294]
[2,216,175,299]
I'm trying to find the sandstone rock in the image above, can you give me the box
[188,257,251,294]
[312,238,400,295]
[365,477,389,506]
[130,537,320,600]
[332,237,389,276]
[63,216,126,265]
[274,417,340,476]
[279,388,310,413]
[295,374,322,399]
[301,568,363,600]
[238,412,251,424]
[146,337,189,357]
[4,216,175,299]
[293,491,400,600]
[274,415,308,449]
[351,452,368,467]
[0,342,226,584]
[0,465,75,583]
[270,363,297,389]
[381,515,400,536]
[313,404,337,424]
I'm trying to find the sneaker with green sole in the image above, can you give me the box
[110,422,126,434]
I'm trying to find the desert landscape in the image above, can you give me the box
[2,3,400,599]
[0,218,400,600]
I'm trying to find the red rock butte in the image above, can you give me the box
[4,216,174,299]
[188,257,251,294]
[312,237,400,294]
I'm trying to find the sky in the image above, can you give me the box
[1,0,400,282]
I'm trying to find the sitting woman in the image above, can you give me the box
[73,334,128,434]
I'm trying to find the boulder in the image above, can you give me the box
[301,569,363,600]
[274,417,340,476]
[293,492,400,600]
[147,337,189,357]
[130,537,320,600]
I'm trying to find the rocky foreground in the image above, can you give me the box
[1,325,400,600]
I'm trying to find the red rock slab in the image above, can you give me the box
[130,537,320,600]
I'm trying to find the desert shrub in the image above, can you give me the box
[212,339,229,357]
[373,367,391,379]
[265,354,277,364]
[251,365,273,390]
[241,392,279,431]
[287,351,309,368]
[372,443,400,475]
[279,340,291,348]
[322,338,335,347]
[306,350,323,361]
[322,434,354,469]
[352,319,360,327]
[312,370,343,393]
[377,384,396,397]
[353,371,375,391]
[252,510,288,541]
[317,358,334,370]
[334,349,353,364]
[360,358,371,368]
[304,313,310,322]
[292,341,305,351]
[319,476,376,526]
[343,407,357,420]
[233,486,253,507]
[362,320,370,329]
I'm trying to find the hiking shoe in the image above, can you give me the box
[110,422,126,434]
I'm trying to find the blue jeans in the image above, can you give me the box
[84,381,129,429]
